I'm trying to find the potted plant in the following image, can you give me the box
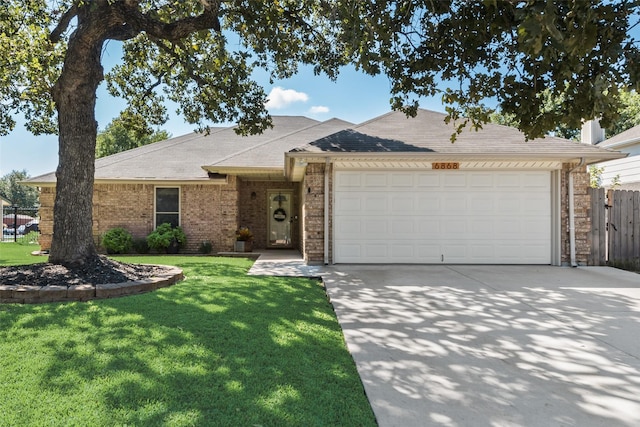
[146,223,187,254]
[234,227,253,252]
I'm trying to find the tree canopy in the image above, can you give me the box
[491,89,640,140]
[2,0,639,264]
[0,170,39,208]
[96,116,170,158]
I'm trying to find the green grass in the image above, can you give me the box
[0,240,45,266]
[0,248,376,426]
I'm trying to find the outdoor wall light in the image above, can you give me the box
[250,191,257,200]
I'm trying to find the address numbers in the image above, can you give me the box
[432,162,460,170]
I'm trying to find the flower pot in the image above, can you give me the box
[234,241,253,252]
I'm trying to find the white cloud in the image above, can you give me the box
[265,86,309,109]
[308,105,330,114]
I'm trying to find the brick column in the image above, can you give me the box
[301,163,326,263]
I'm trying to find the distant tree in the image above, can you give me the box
[0,170,39,208]
[605,90,640,136]
[588,165,604,189]
[492,89,640,141]
[96,116,170,158]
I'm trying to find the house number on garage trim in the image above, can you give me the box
[432,162,460,170]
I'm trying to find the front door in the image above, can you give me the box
[268,190,293,248]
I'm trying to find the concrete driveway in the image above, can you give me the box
[322,265,640,427]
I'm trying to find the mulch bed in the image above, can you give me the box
[0,255,174,287]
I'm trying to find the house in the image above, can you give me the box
[25,109,625,265]
[591,122,640,190]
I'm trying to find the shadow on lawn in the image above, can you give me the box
[10,259,375,426]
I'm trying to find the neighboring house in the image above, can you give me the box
[592,123,640,190]
[25,109,625,266]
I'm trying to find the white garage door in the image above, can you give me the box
[334,170,551,264]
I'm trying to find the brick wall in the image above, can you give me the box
[181,178,239,253]
[561,164,592,265]
[38,187,55,251]
[301,163,327,263]
[93,183,155,242]
[238,180,299,250]
[39,179,241,254]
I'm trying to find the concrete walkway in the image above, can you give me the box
[248,253,640,427]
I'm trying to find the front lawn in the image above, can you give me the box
[0,240,44,266]
[0,251,376,426]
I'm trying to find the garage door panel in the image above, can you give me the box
[444,174,468,187]
[364,195,388,212]
[417,196,441,212]
[416,174,441,187]
[469,173,494,187]
[334,170,551,264]
[335,194,362,213]
[444,196,467,211]
[391,173,414,187]
[390,244,415,259]
[364,173,388,188]
[335,172,362,188]
[391,220,415,235]
[417,220,441,236]
[523,173,550,187]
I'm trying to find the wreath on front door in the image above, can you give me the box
[273,208,287,222]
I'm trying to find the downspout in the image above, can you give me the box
[324,158,330,265]
[568,158,586,267]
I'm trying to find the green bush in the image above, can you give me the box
[101,227,133,254]
[146,223,187,253]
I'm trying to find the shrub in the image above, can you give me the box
[132,238,150,254]
[198,240,213,254]
[146,223,187,253]
[101,227,133,254]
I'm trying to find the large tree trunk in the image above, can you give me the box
[49,28,105,265]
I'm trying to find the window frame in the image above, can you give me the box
[154,186,181,229]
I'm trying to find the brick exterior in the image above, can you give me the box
[561,163,592,265]
[37,163,593,264]
[38,187,55,251]
[238,180,300,250]
[301,163,328,263]
[39,179,241,254]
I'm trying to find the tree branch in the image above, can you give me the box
[120,1,221,41]
[50,4,78,43]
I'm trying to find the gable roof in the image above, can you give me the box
[26,109,626,186]
[294,109,624,156]
[27,116,326,185]
[202,118,352,179]
[597,124,640,149]
[286,109,626,180]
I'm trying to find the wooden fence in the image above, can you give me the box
[589,187,640,268]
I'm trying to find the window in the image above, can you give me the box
[155,187,180,228]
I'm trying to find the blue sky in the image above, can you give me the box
[0,41,448,178]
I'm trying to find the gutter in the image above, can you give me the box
[568,158,586,267]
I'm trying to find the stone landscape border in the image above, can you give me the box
[0,266,184,304]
